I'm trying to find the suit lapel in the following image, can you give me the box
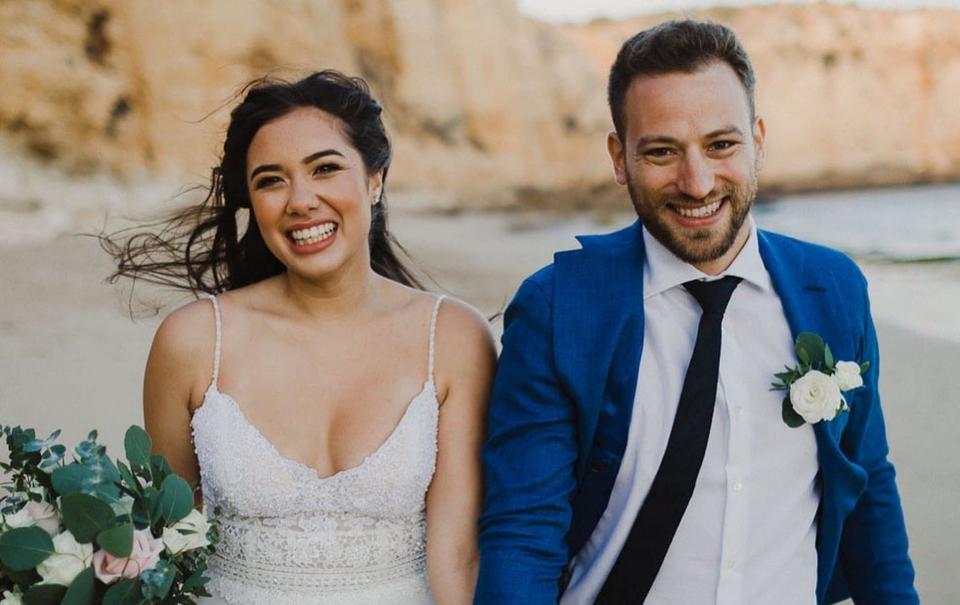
[553,220,646,477]
[758,230,869,601]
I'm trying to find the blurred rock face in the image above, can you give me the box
[0,0,606,204]
[565,4,960,193]
[1,1,959,207]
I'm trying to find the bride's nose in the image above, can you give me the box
[286,177,321,214]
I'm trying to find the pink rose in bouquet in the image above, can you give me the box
[92,529,164,584]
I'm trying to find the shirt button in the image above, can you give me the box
[727,559,737,570]
[732,481,744,492]
[734,405,744,415]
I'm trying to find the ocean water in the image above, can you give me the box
[754,183,960,262]
[506,183,960,341]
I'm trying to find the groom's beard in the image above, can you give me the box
[627,172,758,265]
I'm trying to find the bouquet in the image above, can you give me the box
[0,425,218,604]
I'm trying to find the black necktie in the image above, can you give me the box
[595,276,742,604]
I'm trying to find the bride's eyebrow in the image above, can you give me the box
[249,150,347,180]
[302,149,345,164]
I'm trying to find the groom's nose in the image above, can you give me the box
[676,152,716,200]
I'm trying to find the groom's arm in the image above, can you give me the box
[836,278,918,604]
[475,275,578,605]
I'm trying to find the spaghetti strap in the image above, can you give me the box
[204,294,222,390]
[427,295,445,384]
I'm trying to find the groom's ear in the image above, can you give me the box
[607,131,628,186]
[752,116,767,172]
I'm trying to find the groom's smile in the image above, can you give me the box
[607,60,766,275]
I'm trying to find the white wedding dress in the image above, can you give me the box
[190,294,443,604]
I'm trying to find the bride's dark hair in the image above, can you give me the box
[102,70,422,294]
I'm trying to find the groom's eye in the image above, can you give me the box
[644,147,675,158]
[709,140,739,152]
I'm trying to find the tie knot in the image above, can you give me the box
[683,276,742,317]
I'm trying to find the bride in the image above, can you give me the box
[105,71,495,604]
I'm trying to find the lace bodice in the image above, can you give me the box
[190,295,443,604]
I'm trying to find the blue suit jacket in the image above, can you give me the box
[475,221,917,604]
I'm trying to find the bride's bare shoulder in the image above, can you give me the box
[146,295,226,390]
[431,295,497,401]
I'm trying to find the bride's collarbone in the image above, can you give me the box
[212,342,432,477]
[215,380,430,479]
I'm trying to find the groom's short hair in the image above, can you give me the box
[608,20,756,138]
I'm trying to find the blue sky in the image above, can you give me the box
[518,0,960,23]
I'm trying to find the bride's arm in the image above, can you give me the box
[142,301,214,506]
[426,300,497,605]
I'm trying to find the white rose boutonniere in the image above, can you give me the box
[833,360,865,391]
[789,371,843,424]
[772,332,869,428]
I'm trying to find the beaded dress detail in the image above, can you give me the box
[191,295,444,604]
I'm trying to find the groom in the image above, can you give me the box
[475,20,917,605]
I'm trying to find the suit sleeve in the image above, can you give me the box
[837,278,918,603]
[474,278,579,605]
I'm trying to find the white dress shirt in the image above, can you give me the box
[561,218,820,605]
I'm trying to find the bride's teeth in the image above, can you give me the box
[290,223,336,245]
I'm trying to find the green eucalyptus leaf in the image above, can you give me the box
[131,494,152,528]
[116,461,142,496]
[781,396,807,429]
[124,426,152,471]
[824,343,835,369]
[61,493,118,543]
[83,456,122,495]
[0,560,41,587]
[180,568,210,592]
[157,475,193,525]
[774,371,794,383]
[23,440,44,453]
[97,523,134,558]
[53,458,121,503]
[101,578,142,605]
[0,527,55,571]
[149,455,172,485]
[860,361,871,373]
[140,558,175,600]
[61,566,96,605]
[796,332,826,366]
[52,464,92,496]
[22,583,67,605]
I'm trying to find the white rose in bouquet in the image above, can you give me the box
[111,495,136,517]
[25,502,61,536]
[834,361,864,391]
[789,370,843,424]
[162,509,212,554]
[2,507,34,530]
[0,590,23,605]
[35,530,93,586]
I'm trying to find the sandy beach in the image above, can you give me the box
[1,209,957,603]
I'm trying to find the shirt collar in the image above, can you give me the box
[642,214,772,300]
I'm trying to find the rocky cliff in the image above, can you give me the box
[564,4,960,193]
[1,1,959,215]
